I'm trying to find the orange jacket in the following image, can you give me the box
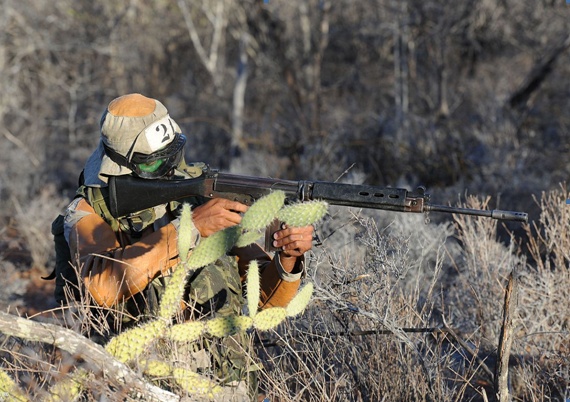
[65,198,303,311]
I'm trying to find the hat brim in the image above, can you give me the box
[83,141,132,187]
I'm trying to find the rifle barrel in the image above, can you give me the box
[426,204,528,223]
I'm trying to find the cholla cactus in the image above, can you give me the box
[169,321,205,342]
[99,192,325,399]
[277,200,328,227]
[246,260,260,317]
[46,369,88,402]
[177,203,195,263]
[106,320,167,363]
[186,226,240,269]
[253,307,289,331]
[240,191,286,231]
[0,369,27,402]
[286,282,314,317]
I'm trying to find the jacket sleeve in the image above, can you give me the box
[64,198,180,307]
[234,244,304,310]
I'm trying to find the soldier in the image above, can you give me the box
[60,93,313,398]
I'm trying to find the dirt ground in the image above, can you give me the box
[0,221,58,317]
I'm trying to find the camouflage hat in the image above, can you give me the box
[83,93,184,186]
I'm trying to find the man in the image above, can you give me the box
[62,93,313,394]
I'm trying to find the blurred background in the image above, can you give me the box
[0,0,568,311]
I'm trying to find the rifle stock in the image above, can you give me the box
[108,166,528,224]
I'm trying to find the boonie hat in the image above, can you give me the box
[83,93,185,186]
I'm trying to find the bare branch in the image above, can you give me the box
[0,311,179,402]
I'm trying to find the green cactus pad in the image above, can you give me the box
[235,229,264,248]
[0,370,28,402]
[169,321,205,342]
[45,368,88,402]
[142,360,173,378]
[234,315,254,332]
[206,316,241,337]
[286,282,314,317]
[158,265,190,319]
[240,190,286,231]
[106,320,167,363]
[173,368,222,397]
[186,226,240,269]
[177,203,195,263]
[253,307,288,331]
[246,260,260,317]
[277,200,328,227]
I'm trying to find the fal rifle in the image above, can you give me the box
[108,165,528,250]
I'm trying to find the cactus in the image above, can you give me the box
[177,203,195,263]
[142,360,172,378]
[240,190,285,231]
[97,190,323,400]
[173,367,222,397]
[169,321,205,342]
[158,264,191,319]
[235,229,264,248]
[106,320,167,363]
[205,316,240,338]
[186,226,240,269]
[286,282,314,317]
[277,200,328,227]
[253,307,288,331]
[45,369,88,402]
[246,260,260,317]
[0,369,27,402]
[143,360,221,398]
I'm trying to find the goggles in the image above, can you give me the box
[104,133,186,179]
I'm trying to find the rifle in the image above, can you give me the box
[108,165,528,250]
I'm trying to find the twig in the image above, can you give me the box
[2,129,40,167]
[441,316,495,380]
[495,268,519,401]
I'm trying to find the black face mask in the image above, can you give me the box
[103,133,187,179]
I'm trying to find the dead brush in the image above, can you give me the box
[256,210,460,401]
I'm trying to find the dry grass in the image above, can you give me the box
[1,186,570,401]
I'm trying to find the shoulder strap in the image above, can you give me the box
[76,183,120,232]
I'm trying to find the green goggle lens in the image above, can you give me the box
[137,158,165,173]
